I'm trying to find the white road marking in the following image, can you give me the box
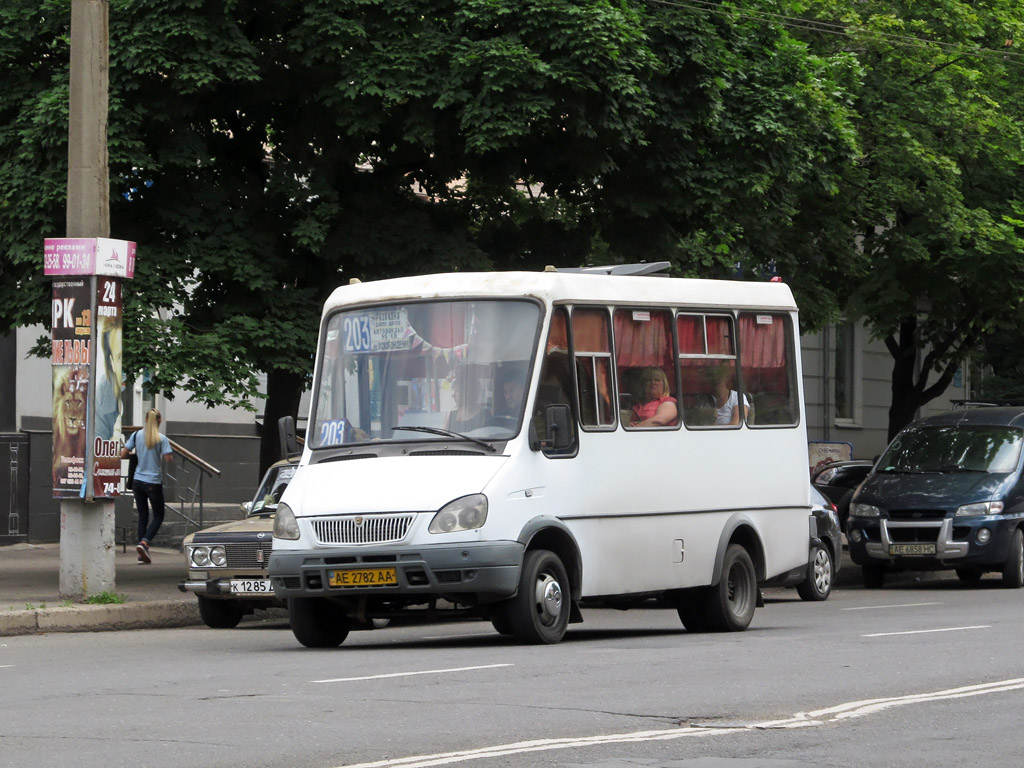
[0,664,13,668]
[842,602,942,611]
[328,678,1024,768]
[862,625,989,637]
[310,664,512,684]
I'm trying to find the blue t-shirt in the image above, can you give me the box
[125,430,172,484]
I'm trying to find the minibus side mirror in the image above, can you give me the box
[529,403,575,452]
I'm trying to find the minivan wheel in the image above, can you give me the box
[862,564,885,589]
[1001,528,1024,589]
[797,544,833,601]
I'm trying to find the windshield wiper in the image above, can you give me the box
[391,425,497,453]
[877,468,924,474]
[936,465,987,473]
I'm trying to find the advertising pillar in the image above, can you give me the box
[45,237,135,597]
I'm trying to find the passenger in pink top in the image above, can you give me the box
[629,367,678,427]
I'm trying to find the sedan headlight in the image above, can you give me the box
[273,502,300,540]
[816,467,839,484]
[189,546,211,568]
[849,502,882,518]
[429,494,488,534]
[209,546,226,567]
[955,501,1004,517]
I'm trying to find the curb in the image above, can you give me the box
[0,600,202,637]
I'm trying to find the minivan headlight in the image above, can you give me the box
[955,501,1004,517]
[273,502,300,540]
[429,494,488,534]
[849,502,881,518]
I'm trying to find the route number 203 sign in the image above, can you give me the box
[343,309,411,354]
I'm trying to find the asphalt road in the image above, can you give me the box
[2,575,1023,768]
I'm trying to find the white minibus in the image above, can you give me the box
[269,265,811,646]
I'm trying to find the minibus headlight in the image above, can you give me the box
[189,546,211,567]
[429,494,488,534]
[849,502,881,518]
[273,502,300,540]
[956,501,1004,517]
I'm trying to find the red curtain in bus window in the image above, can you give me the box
[614,310,672,367]
[546,308,569,353]
[572,309,613,424]
[572,309,610,353]
[706,316,734,355]
[677,314,704,354]
[739,314,786,391]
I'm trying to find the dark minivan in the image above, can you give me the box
[847,407,1024,589]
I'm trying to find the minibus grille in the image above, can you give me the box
[311,514,415,545]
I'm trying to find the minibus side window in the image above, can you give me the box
[678,313,743,428]
[614,309,678,429]
[737,312,798,427]
[572,308,615,429]
[532,307,577,455]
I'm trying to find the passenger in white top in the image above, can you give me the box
[711,366,749,425]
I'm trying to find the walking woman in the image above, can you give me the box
[120,409,173,563]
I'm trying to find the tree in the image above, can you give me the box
[3,0,659,473]
[799,0,1024,438]
[3,0,865,473]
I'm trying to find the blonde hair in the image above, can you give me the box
[143,408,162,449]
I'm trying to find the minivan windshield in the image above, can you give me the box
[311,300,540,449]
[878,425,1024,474]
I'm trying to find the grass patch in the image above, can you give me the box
[84,592,127,605]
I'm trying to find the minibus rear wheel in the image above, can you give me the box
[504,549,570,644]
[703,544,757,632]
[289,598,350,648]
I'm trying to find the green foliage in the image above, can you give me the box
[7,0,1021,444]
[796,0,1024,434]
[83,591,127,604]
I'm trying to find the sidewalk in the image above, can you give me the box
[0,542,201,636]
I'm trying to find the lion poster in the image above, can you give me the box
[51,278,92,498]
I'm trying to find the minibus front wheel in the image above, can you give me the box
[704,544,757,632]
[503,549,570,644]
[289,598,350,648]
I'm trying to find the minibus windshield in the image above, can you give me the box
[878,425,1024,474]
[310,300,540,449]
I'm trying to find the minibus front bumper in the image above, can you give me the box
[268,541,525,603]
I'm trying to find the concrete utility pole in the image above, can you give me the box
[60,0,114,598]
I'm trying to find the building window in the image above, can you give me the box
[833,320,861,424]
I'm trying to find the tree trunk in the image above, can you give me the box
[259,368,305,477]
[886,318,922,442]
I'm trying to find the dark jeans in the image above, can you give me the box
[133,481,165,544]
